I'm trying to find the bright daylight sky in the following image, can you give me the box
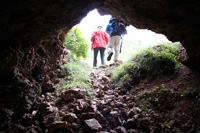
[76,9,170,45]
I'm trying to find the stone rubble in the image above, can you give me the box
[20,65,146,132]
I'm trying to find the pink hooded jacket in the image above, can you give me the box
[91,30,109,50]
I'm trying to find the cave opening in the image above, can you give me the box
[64,9,173,68]
[1,1,200,132]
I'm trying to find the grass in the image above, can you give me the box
[56,56,93,97]
[111,42,180,89]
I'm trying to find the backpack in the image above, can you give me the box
[110,19,127,36]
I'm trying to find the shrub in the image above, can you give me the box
[64,26,89,60]
[111,42,180,89]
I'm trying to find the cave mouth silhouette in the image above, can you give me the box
[75,9,172,67]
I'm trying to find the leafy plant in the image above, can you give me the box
[64,26,89,60]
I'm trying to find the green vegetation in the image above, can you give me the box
[56,26,92,96]
[56,57,92,96]
[111,42,180,89]
[64,26,89,60]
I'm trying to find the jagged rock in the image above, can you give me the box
[115,126,127,133]
[42,110,60,127]
[138,118,150,130]
[127,107,142,118]
[61,88,85,101]
[127,129,140,133]
[98,84,105,89]
[127,103,134,108]
[62,112,77,123]
[81,112,96,121]
[84,118,102,132]
[0,108,14,129]
[109,130,117,133]
[22,113,33,125]
[80,111,105,124]
[48,121,68,133]
[113,101,124,108]
[38,102,52,114]
[100,106,112,115]
[101,76,110,84]
[25,125,43,133]
[106,116,121,128]
[124,118,138,129]
[73,99,95,113]
[0,108,14,121]
[99,65,108,68]
[110,111,119,116]
[68,122,80,132]
[97,91,105,98]
[74,106,82,114]
[120,108,128,118]
[93,81,99,89]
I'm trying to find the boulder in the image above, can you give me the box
[100,106,112,116]
[61,88,85,101]
[48,121,68,133]
[127,129,140,133]
[127,107,142,118]
[62,112,77,123]
[84,118,102,132]
[115,126,127,133]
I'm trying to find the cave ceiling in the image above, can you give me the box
[0,0,200,69]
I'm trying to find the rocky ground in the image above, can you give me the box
[8,60,200,133]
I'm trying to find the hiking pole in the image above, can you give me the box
[120,39,122,53]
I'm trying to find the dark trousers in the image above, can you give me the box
[93,47,106,67]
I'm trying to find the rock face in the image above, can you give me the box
[0,0,200,131]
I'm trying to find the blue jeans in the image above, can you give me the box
[93,47,106,67]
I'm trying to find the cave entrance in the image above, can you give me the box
[57,8,181,97]
[74,9,171,67]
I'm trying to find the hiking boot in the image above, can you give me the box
[107,52,113,61]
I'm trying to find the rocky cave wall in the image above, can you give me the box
[0,0,200,124]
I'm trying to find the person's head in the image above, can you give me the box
[97,26,102,31]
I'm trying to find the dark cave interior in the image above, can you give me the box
[0,0,200,131]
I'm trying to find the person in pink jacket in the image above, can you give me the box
[91,26,109,67]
